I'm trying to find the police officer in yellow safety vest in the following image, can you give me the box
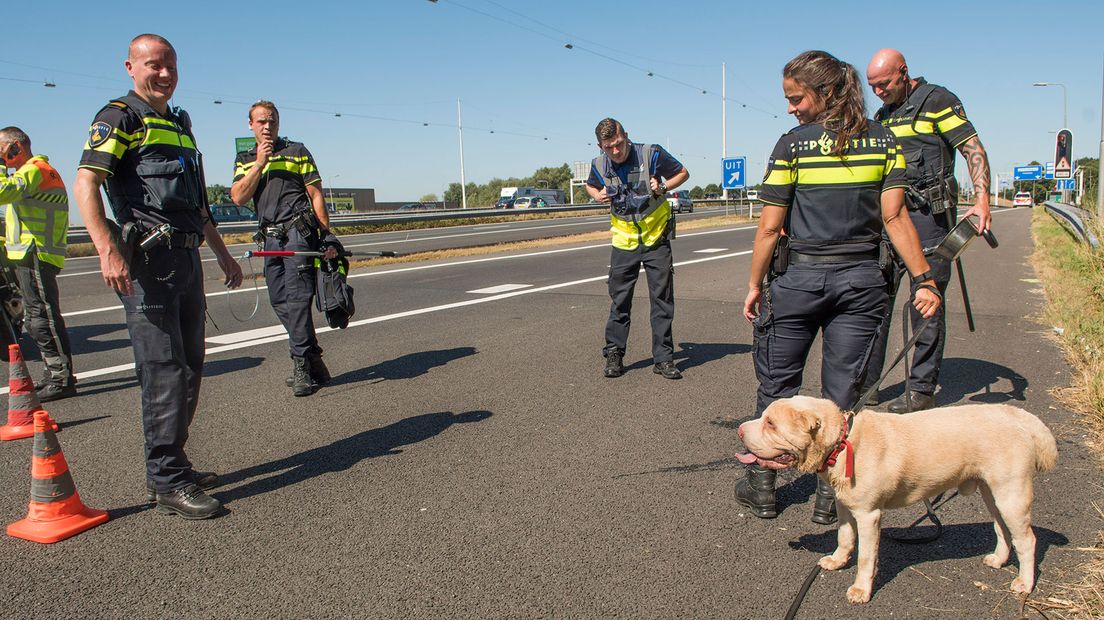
[586,118,689,380]
[863,48,992,414]
[74,34,243,520]
[0,127,76,402]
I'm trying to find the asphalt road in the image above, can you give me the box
[0,207,1097,619]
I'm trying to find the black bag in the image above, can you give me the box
[315,256,355,329]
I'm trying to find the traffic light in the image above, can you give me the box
[1054,129,1073,180]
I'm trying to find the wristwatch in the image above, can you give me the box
[658,181,668,193]
[909,270,935,285]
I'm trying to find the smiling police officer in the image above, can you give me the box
[231,101,339,396]
[863,48,992,413]
[74,34,244,520]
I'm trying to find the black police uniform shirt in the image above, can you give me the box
[79,92,210,233]
[585,143,685,193]
[760,120,907,256]
[233,139,321,226]
[874,78,978,160]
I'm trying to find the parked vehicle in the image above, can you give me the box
[667,190,693,213]
[494,196,515,209]
[1013,192,1033,207]
[210,203,257,223]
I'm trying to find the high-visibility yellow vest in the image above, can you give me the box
[1,156,68,268]
[593,143,671,251]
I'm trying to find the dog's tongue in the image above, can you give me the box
[734,452,759,465]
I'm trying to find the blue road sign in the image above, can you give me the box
[1013,165,1043,181]
[722,157,746,190]
[1056,179,1075,190]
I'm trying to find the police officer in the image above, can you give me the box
[74,34,244,520]
[0,127,76,401]
[736,51,941,523]
[864,48,992,413]
[231,101,339,396]
[585,118,689,380]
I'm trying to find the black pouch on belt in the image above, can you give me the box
[770,235,790,277]
[877,238,895,276]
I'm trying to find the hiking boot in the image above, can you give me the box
[887,390,934,414]
[290,356,316,397]
[146,471,220,504]
[735,464,777,518]
[286,352,331,387]
[37,382,77,403]
[604,351,624,378]
[155,483,222,520]
[653,361,682,380]
[811,476,838,525]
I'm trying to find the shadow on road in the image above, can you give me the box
[204,356,264,377]
[214,409,492,503]
[327,346,478,387]
[788,520,1068,599]
[622,341,752,372]
[56,414,112,430]
[877,357,1028,407]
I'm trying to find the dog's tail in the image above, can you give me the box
[1021,409,1059,473]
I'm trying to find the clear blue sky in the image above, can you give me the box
[4,0,1102,220]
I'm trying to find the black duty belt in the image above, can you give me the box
[166,232,203,249]
[790,251,878,264]
[262,225,288,239]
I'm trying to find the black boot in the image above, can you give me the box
[811,476,838,525]
[735,465,777,518]
[290,356,316,397]
[286,352,331,387]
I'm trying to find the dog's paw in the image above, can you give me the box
[982,553,1007,569]
[818,554,847,571]
[846,584,872,604]
[1010,577,1034,594]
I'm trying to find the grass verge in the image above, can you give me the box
[1030,207,1104,619]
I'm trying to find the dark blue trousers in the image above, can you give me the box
[752,261,889,417]
[604,239,674,363]
[120,247,205,492]
[263,227,320,358]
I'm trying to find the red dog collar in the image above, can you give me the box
[818,413,854,479]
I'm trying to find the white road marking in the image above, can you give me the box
[10,247,752,392]
[466,284,532,294]
[694,248,728,254]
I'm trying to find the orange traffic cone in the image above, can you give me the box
[1,343,58,440]
[7,411,108,543]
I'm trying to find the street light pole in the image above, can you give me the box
[327,173,341,213]
[457,98,467,210]
[722,61,728,202]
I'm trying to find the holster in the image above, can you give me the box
[770,236,790,278]
[667,213,677,241]
[877,238,896,277]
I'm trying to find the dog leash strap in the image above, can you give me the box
[853,314,934,411]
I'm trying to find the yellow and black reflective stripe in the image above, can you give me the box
[763,158,795,186]
[84,125,143,160]
[140,117,197,150]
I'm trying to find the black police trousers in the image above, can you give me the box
[120,246,205,493]
[752,261,889,417]
[865,208,954,396]
[263,227,320,358]
[604,238,674,362]
[16,248,74,386]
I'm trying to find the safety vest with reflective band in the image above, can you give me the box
[593,143,671,251]
[92,95,206,227]
[874,80,976,200]
[1,156,68,268]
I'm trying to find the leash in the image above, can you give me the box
[225,254,263,322]
[784,307,936,620]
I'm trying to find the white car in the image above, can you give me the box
[746,189,760,202]
[666,190,694,213]
[513,197,547,209]
[1013,191,1033,207]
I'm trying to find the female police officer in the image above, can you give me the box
[735,51,941,523]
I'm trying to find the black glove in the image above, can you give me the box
[321,232,344,256]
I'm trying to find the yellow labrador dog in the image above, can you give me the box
[735,395,1057,604]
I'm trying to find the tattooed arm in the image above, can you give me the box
[958,136,991,232]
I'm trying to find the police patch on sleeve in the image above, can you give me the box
[87,121,112,149]
[763,159,774,182]
[952,102,968,120]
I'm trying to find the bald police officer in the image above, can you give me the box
[74,34,243,520]
[864,48,992,413]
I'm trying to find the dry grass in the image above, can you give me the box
[1030,209,1104,619]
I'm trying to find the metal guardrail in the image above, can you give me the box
[65,199,760,246]
[1043,201,1100,249]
